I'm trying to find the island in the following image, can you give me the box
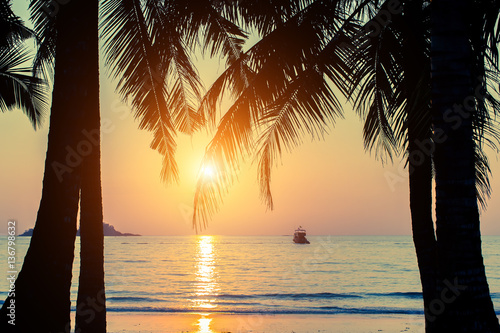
[19,222,140,236]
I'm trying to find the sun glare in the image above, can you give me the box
[201,164,216,180]
[192,235,219,310]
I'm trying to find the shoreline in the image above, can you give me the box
[105,312,425,333]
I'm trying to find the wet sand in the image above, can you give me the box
[106,313,425,333]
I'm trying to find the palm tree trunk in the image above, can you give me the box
[0,0,100,331]
[431,0,499,331]
[407,99,438,333]
[407,111,438,333]
[76,141,106,333]
[401,2,438,332]
[74,0,106,332]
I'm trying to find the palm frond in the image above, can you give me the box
[254,15,363,208]
[348,25,402,160]
[193,0,359,227]
[0,0,33,49]
[476,0,500,69]
[143,0,205,135]
[468,2,500,206]
[475,146,493,209]
[175,0,248,66]
[347,0,424,160]
[101,0,179,183]
[471,75,500,207]
[0,44,47,128]
[198,54,254,129]
[256,67,342,209]
[29,0,57,80]
[193,96,255,229]
[232,0,314,36]
[198,0,351,130]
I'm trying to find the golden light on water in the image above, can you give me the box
[192,235,219,310]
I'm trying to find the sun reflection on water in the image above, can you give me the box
[192,235,219,311]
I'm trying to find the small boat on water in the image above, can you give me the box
[293,226,310,244]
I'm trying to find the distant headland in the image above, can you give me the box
[19,222,140,236]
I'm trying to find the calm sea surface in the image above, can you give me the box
[1,235,500,316]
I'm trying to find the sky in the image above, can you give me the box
[2,1,500,236]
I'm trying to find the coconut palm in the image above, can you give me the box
[347,0,500,330]
[0,0,100,332]
[345,3,439,327]
[192,0,500,331]
[430,0,500,330]
[1,0,245,331]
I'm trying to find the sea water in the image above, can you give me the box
[1,235,500,316]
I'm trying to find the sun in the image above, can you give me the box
[201,164,216,179]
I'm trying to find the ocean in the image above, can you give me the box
[1,235,500,317]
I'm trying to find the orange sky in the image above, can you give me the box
[2,2,500,236]
[3,81,500,236]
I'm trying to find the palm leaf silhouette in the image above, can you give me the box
[193,0,362,227]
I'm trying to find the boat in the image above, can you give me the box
[293,226,310,244]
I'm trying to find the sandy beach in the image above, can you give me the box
[106,313,425,333]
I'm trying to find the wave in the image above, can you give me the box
[214,292,420,300]
[0,302,426,316]
[104,292,420,302]
[102,305,424,315]
[107,296,164,303]
[207,292,362,300]
[258,292,363,299]
[367,292,422,299]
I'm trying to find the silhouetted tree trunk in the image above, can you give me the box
[401,2,438,332]
[0,0,98,331]
[74,0,106,332]
[431,0,499,331]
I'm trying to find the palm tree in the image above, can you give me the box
[192,0,500,331]
[346,2,439,328]
[348,1,500,330]
[73,0,105,331]
[0,0,46,128]
[1,0,245,331]
[430,0,499,330]
[341,2,440,330]
[0,0,100,331]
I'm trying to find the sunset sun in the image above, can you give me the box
[201,164,216,180]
